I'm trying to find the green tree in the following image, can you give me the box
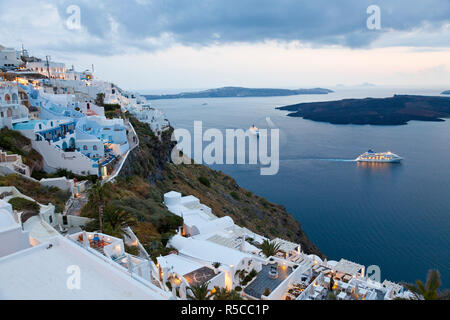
[95,93,105,106]
[261,239,281,258]
[403,269,450,300]
[213,287,243,300]
[186,282,212,300]
[102,205,137,238]
[327,292,337,300]
[89,181,105,233]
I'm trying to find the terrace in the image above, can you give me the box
[75,232,113,255]
[272,238,303,263]
[70,231,154,283]
[183,267,217,287]
[292,266,379,300]
[243,263,293,299]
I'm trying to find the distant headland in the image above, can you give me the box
[144,86,333,100]
[277,95,450,125]
[442,90,450,95]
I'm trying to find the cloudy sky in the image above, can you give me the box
[1,0,449,91]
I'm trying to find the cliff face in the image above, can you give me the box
[119,117,175,182]
[120,117,323,257]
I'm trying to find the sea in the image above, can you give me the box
[148,87,450,288]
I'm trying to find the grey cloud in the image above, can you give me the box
[8,0,450,55]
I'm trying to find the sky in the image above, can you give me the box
[0,0,449,91]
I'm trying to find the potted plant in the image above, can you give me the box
[212,262,221,274]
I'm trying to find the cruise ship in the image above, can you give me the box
[356,150,403,163]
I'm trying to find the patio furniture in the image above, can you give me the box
[268,265,279,279]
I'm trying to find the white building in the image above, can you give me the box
[0,83,29,129]
[156,253,226,298]
[27,61,67,79]
[164,191,264,253]
[0,45,22,69]
[0,195,171,300]
[0,199,30,258]
[13,119,98,175]
[169,234,262,291]
[121,93,170,134]
[0,235,172,299]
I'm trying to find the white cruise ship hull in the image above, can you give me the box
[356,158,402,163]
[355,150,403,163]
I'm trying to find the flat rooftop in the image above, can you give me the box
[0,236,169,300]
[244,264,292,299]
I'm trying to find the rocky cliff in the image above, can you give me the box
[120,117,323,257]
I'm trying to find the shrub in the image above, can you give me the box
[259,198,269,208]
[198,176,211,187]
[230,191,240,200]
[263,288,271,296]
[235,286,242,292]
[124,244,140,256]
[103,104,121,112]
[8,197,39,213]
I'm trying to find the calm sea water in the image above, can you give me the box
[151,87,450,288]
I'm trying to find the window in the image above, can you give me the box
[93,145,97,151]
[49,216,53,224]
[63,216,68,225]
[83,145,88,150]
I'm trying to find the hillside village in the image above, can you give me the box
[0,44,417,300]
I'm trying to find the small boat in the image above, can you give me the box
[249,125,260,137]
[356,150,403,163]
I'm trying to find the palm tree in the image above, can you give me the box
[102,205,137,238]
[261,239,281,258]
[403,269,450,300]
[213,287,243,300]
[89,181,105,233]
[186,282,212,300]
